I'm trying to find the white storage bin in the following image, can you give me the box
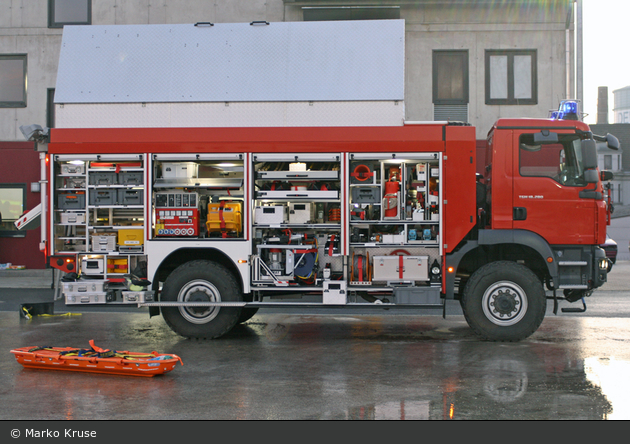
[61,163,85,175]
[372,255,429,282]
[162,162,198,178]
[80,258,105,275]
[255,205,286,224]
[61,212,86,224]
[91,234,117,252]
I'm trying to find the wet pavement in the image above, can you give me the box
[0,266,629,422]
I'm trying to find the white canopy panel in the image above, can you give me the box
[55,20,405,104]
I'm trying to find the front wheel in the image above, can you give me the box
[461,261,546,342]
[161,260,242,339]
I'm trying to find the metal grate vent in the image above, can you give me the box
[433,104,468,123]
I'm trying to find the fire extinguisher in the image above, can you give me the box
[383,179,400,218]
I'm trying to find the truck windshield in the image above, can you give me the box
[519,134,586,187]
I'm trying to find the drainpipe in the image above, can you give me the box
[39,151,47,254]
[576,0,583,108]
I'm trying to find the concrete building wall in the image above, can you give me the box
[0,0,575,142]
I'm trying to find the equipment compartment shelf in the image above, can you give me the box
[255,190,339,199]
[153,178,243,189]
[256,170,339,180]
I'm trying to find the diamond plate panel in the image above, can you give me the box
[55,20,405,104]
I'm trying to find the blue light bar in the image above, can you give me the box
[552,100,580,121]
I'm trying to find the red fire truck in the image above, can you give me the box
[37,21,617,342]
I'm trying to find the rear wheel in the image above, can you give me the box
[461,261,546,342]
[237,307,259,324]
[161,260,242,339]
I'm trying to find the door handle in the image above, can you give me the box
[513,207,527,221]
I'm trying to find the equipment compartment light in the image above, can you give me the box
[430,259,441,283]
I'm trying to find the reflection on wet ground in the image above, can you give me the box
[1,311,627,420]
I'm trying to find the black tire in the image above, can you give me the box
[237,307,259,324]
[161,260,242,339]
[461,261,546,342]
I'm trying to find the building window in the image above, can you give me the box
[433,50,469,122]
[48,0,91,28]
[433,50,469,105]
[0,184,27,238]
[0,55,27,108]
[303,6,400,21]
[485,50,537,105]
[604,155,612,170]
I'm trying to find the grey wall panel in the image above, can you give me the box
[55,20,405,104]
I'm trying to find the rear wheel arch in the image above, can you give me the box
[152,247,244,294]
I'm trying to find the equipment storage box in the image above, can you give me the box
[118,189,143,205]
[91,234,117,252]
[162,162,198,178]
[65,293,108,305]
[118,229,144,247]
[118,172,143,185]
[122,291,155,304]
[288,203,313,224]
[206,202,242,235]
[352,186,380,203]
[89,172,117,185]
[394,287,441,305]
[60,163,85,175]
[60,212,86,224]
[323,280,347,304]
[371,255,429,282]
[89,189,116,206]
[107,258,128,274]
[255,205,285,224]
[63,279,108,294]
[81,257,104,274]
[58,193,85,210]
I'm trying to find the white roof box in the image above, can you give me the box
[54,20,405,104]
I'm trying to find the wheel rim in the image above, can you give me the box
[177,279,221,324]
[481,281,528,326]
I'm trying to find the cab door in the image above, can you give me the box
[512,131,597,246]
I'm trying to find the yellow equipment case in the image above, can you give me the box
[206,201,242,237]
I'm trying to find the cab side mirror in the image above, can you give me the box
[606,133,620,150]
[584,169,599,184]
[601,170,614,181]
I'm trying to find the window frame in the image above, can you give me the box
[0,54,27,108]
[0,183,27,238]
[432,50,469,106]
[485,49,537,106]
[48,0,92,29]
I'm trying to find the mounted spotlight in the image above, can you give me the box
[19,124,50,147]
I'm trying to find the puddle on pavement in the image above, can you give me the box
[585,357,630,419]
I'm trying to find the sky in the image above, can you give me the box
[582,0,630,124]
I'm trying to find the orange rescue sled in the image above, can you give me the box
[10,340,183,377]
